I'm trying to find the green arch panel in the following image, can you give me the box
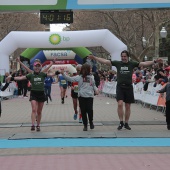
[21,47,92,59]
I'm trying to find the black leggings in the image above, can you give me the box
[78,97,93,126]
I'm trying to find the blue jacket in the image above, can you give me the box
[44,77,53,87]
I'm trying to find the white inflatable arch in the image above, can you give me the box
[0,29,127,74]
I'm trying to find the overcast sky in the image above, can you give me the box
[50,24,66,32]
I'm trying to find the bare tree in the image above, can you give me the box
[0,13,45,66]
[70,10,170,61]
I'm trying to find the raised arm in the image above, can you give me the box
[87,54,112,66]
[16,57,33,73]
[42,60,56,73]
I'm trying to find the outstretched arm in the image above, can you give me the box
[1,74,13,91]
[16,57,33,73]
[6,75,27,82]
[139,58,163,67]
[60,70,80,82]
[88,54,112,66]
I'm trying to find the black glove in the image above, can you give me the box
[55,71,60,75]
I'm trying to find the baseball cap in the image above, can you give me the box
[34,62,41,66]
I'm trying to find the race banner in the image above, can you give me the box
[0,0,170,11]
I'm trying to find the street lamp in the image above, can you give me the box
[142,37,147,61]
[142,37,147,48]
[160,27,167,58]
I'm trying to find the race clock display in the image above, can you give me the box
[40,10,73,24]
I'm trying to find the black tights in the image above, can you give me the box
[78,97,93,126]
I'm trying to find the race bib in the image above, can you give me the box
[61,80,66,84]
[74,85,78,93]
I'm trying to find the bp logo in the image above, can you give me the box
[49,34,61,45]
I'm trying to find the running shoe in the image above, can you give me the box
[83,126,88,131]
[31,125,35,131]
[117,122,124,130]
[36,126,40,132]
[73,113,77,120]
[124,123,131,130]
[90,122,94,129]
[79,118,82,123]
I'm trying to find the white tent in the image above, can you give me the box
[0,29,127,74]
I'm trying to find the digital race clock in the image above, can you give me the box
[40,10,73,24]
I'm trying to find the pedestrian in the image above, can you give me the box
[88,50,162,130]
[22,72,29,98]
[16,70,23,97]
[6,60,56,131]
[60,64,99,131]
[44,70,54,104]
[71,64,82,123]
[157,79,170,130]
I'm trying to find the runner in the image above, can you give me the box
[88,50,162,130]
[71,64,82,123]
[6,60,56,131]
[57,68,68,104]
[60,64,99,131]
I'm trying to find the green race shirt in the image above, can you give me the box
[26,72,47,91]
[111,60,139,85]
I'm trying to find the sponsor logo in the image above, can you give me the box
[49,34,61,45]
[34,77,42,81]
[120,66,128,71]
[51,52,68,56]
[49,34,70,45]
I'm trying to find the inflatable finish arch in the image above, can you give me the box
[30,50,81,69]
[20,48,89,69]
[0,29,127,74]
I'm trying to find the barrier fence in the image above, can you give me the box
[102,81,166,110]
[0,81,167,111]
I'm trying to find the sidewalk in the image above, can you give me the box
[0,83,170,170]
